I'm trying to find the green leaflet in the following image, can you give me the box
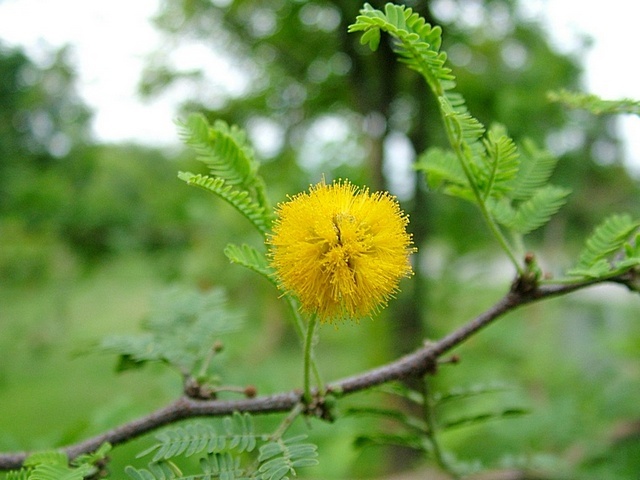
[179,172,271,235]
[23,452,69,468]
[7,449,102,480]
[125,461,183,480]
[490,185,571,235]
[569,214,640,278]
[177,114,272,236]
[477,124,520,200]
[28,464,95,480]
[177,114,258,189]
[96,286,242,377]
[511,139,560,201]
[415,147,468,194]
[138,414,257,462]
[548,89,640,116]
[200,453,249,480]
[257,435,319,480]
[351,3,568,263]
[6,470,30,480]
[223,243,275,286]
[349,3,453,96]
[439,408,530,431]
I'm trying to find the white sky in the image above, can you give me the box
[0,0,638,167]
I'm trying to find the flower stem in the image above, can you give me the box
[303,313,320,403]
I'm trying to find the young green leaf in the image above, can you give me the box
[200,453,249,480]
[507,185,571,235]
[414,147,470,198]
[569,214,640,277]
[257,435,318,480]
[138,414,257,462]
[223,243,275,285]
[548,89,640,116]
[440,408,529,431]
[178,172,271,235]
[177,114,257,189]
[511,139,559,201]
[96,286,242,377]
[477,124,520,200]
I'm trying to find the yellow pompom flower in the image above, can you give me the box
[268,179,415,322]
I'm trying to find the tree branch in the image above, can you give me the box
[0,274,634,471]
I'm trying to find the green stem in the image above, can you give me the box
[422,376,460,479]
[303,313,320,403]
[286,298,323,395]
[442,109,523,274]
[270,403,305,441]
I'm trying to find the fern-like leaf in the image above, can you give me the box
[258,435,318,480]
[200,453,249,480]
[29,464,95,480]
[440,93,486,159]
[548,89,640,116]
[96,286,242,377]
[223,243,275,285]
[440,408,529,431]
[477,124,520,199]
[139,414,257,462]
[569,214,640,277]
[6,470,30,480]
[505,185,571,235]
[177,114,257,189]
[23,451,68,468]
[349,3,454,96]
[178,172,271,235]
[353,433,426,453]
[125,461,183,480]
[415,147,472,200]
[511,139,559,201]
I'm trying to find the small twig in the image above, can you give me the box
[0,274,631,471]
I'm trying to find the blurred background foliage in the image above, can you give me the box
[1,0,639,478]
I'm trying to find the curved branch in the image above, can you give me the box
[0,274,634,470]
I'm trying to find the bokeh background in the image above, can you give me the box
[1,0,639,478]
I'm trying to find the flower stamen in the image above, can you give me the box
[268,179,415,322]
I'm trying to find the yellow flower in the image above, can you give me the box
[268,179,415,322]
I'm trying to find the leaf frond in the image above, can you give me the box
[257,435,318,480]
[200,453,249,480]
[223,243,275,286]
[177,114,258,189]
[477,124,520,199]
[440,408,529,431]
[548,89,640,116]
[96,286,242,376]
[178,172,271,235]
[349,3,454,97]
[125,461,183,480]
[505,185,571,235]
[28,464,95,480]
[569,214,640,277]
[415,147,471,199]
[138,414,257,463]
[511,139,559,201]
[6,469,30,480]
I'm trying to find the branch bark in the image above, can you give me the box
[0,274,633,471]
